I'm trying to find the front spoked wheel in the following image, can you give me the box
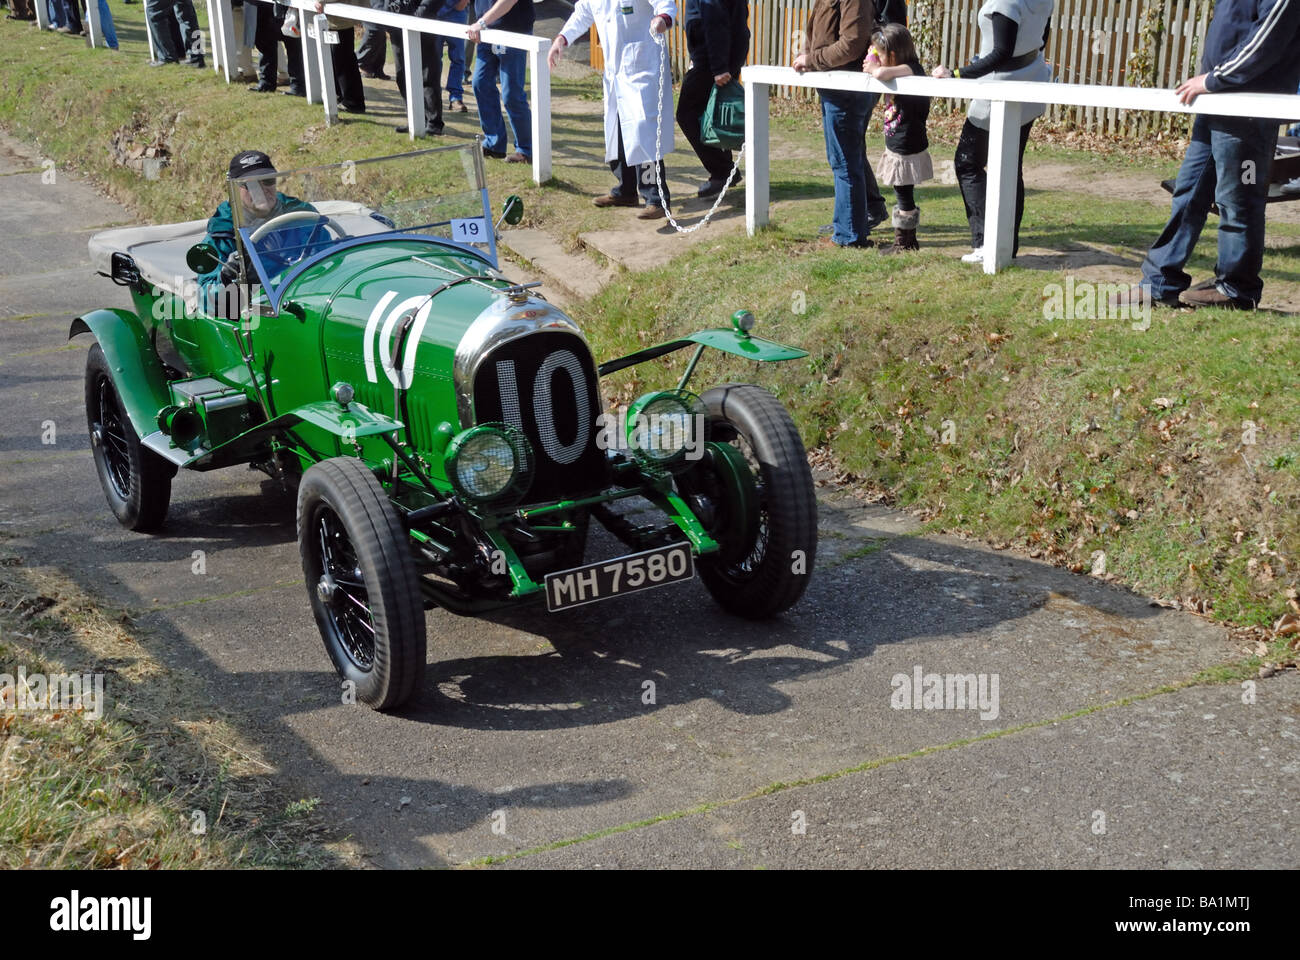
[297,457,426,710]
[689,383,817,619]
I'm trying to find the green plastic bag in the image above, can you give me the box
[701,80,745,150]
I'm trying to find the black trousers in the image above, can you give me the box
[386,27,442,131]
[331,26,366,111]
[145,0,197,62]
[254,5,305,92]
[60,0,82,33]
[954,117,1034,255]
[676,64,733,182]
[356,0,387,74]
[609,118,668,208]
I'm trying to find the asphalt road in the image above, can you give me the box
[1,132,1296,869]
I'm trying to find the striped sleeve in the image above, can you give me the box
[1204,0,1300,91]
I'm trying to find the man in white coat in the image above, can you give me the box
[550,0,677,220]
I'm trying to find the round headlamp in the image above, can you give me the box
[626,391,702,469]
[445,424,533,505]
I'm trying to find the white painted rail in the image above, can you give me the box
[741,65,1300,274]
[220,1,550,184]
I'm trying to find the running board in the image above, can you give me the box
[141,431,205,468]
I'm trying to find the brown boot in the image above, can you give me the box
[877,206,920,255]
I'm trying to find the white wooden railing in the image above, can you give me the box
[65,0,552,184]
[741,65,1300,273]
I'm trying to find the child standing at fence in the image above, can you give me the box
[861,23,932,254]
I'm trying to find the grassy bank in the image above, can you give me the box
[2,8,1297,639]
[0,554,358,868]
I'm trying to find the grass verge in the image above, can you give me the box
[0,550,362,868]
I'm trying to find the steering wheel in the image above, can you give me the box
[248,210,348,243]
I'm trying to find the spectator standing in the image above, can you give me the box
[357,0,390,79]
[249,3,306,95]
[676,0,748,198]
[862,22,932,254]
[1126,0,1300,309]
[437,0,470,112]
[56,0,81,35]
[146,0,207,67]
[94,0,119,47]
[931,0,1053,263]
[550,0,677,220]
[314,1,366,112]
[385,0,445,136]
[795,0,879,247]
[467,0,534,162]
[6,0,37,21]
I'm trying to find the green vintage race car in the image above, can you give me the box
[76,144,817,710]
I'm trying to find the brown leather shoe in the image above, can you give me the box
[593,194,638,208]
[504,152,529,164]
[636,204,667,220]
[1107,283,1182,311]
[816,235,873,249]
[1179,283,1257,310]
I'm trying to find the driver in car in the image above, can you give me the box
[199,150,326,313]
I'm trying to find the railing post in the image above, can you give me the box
[982,98,1023,274]
[144,4,158,62]
[745,78,770,236]
[402,27,425,138]
[214,0,237,81]
[84,0,103,48]
[529,41,552,184]
[206,0,221,73]
[313,13,338,125]
[301,8,323,104]
[35,0,49,30]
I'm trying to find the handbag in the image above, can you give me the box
[281,8,300,37]
[701,80,745,150]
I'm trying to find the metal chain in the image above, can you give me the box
[650,30,743,234]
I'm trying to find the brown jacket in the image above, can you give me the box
[803,0,873,72]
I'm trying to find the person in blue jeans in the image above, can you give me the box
[94,0,119,48]
[795,0,883,247]
[1128,0,1300,311]
[437,0,469,112]
[467,0,533,162]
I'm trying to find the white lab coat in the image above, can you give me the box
[559,0,677,167]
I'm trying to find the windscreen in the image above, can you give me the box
[227,143,495,301]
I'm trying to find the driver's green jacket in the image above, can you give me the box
[197,193,318,308]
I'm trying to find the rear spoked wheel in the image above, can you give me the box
[84,343,173,531]
[298,457,426,710]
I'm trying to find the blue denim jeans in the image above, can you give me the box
[48,0,66,28]
[472,43,531,158]
[1141,114,1279,305]
[819,89,886,246]
[436,1,466,103]
[98,0,119,48]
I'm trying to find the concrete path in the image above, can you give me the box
[1,131,1294,869]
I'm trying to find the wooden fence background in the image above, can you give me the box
[589,0,1217,136]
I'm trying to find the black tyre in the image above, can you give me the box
[84,343,173,532]
[297,457,426,710]
[692,383,817,618]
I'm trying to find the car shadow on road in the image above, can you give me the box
[395,496,1164,731]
